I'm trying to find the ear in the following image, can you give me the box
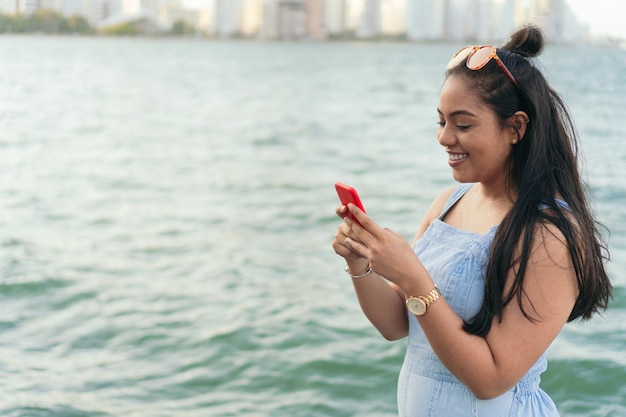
[508,111,529,144]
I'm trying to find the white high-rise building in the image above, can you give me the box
[89,0,121,25]
[12,0,54,14]
[241,0,262,36]
[356,0,380,38]
[559,0,588,42]
[261,0,306,40]
[0,0,117,25]
[344,0,363,31]
[279,0,306,39]
[214,0,243,36]
[380,0,405,35]
[122,0,161,14]
[51,0,83,16]
[261,0,280,38]
[0,0,17,14]
[444,0,471,41]
[325,0,346,35]
[478,0,515,42]
[406,0,445,40]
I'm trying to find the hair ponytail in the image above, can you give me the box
[501,24,544,58]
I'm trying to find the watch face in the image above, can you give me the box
[406,297,426,316]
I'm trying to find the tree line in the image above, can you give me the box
[0,9,196,36]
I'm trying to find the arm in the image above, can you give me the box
[345,207,578,399]
[332,188,455,341]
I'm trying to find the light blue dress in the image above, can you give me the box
[397,184,560,417]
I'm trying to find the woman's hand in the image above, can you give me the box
[332,204,366,262]
[332,203,412,341]
[340,203,421,290]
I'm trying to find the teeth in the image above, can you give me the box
[449,153,468,161]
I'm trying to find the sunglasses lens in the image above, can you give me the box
[447,47,474,70]
[466,46,494,70]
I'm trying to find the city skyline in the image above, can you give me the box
[182,0,624,40]
[0,0,623,41]
[206,0,589,44]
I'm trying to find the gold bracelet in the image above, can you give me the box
[344,264,373,279]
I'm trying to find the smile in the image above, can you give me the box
[449,153,469,161]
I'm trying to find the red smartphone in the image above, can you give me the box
[335,182,365,226]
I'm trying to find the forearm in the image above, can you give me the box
[346,261,409,341]
[416,301,510,398]
[400,264,516,399]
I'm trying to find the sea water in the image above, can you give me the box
[0,36,624,417]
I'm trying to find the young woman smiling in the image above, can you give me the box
[332,25,611,417]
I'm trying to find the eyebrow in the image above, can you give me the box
[437,108,479,118]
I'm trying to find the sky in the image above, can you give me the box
[566,0,626,39]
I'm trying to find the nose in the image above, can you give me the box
[437,124,457,147]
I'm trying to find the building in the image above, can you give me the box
[12,0,53,14]
[88,0,121,26]
[356,0,380,38]
[343,0,363,31]
[278,0,306,39]
[122,0,161,15]
[325,0,346,35]
[261,0,307,40]
[2,0,119,25]
[406,0,445,41]
[0,0,589,43]
[157,0,199,29]
[380,0,405,36]
[213,0,243,37]
[305,0,325,40]
[477,0,516,42]
[241,0,262,37]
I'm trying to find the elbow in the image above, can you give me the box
[472,389,502,401]
[379,328,408,342]
[468,382,514,401]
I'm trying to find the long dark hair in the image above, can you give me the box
[446,25,612,337]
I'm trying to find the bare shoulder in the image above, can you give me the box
[508,220,578,324]
[529,220,576,274]
[428,186,457,220]
[412,186,457,243]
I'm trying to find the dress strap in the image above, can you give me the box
[438,183,474,220]
[539,198,571,211]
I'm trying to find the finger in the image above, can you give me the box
[335,225,363,248]
[347,203,385,238]
[333,233,364,260]
[343,217,367,243]
[343,236,367,258]
[335,204,348,218]
[338,219,354,237]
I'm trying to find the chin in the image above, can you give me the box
[451,172,474,183]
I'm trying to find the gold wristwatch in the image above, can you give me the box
[406,286,442,316]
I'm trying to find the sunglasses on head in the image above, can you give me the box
[447,45,519,88]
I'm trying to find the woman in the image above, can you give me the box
[332,25,612,416]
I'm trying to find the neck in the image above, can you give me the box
[475,180,516,208]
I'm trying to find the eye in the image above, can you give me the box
[436,121,445,127]
[456,124,471,131]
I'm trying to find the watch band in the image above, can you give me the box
[420,286,442,305]
[406,286,442,316]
